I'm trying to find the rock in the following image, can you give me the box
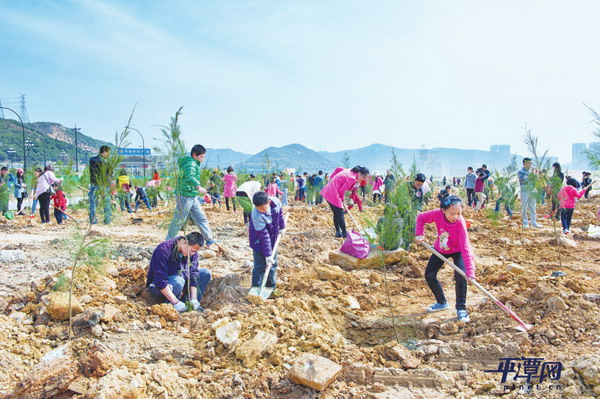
[201,274,247,310]
[235,330,278,367]
[216,321,242,347]
[102,304,121,322]
[558,235,577,247]
[510,295,528,307]
[72,309,104,328]
[328,248,406,270]
[46,292,83,321]
[151,303,179,321]
[8,343,81,398]
[505,262,526,275]
[79,294,93,304]
[423,344,439,355]
[288,354,342,391]
[9,311,27,324]
[211,317,231,330]
[547,296,569,311]
[499,237,511,244]
[81,340,125,377]
[583,293,600,304]
[201,249,217,259]
[105,264,119,277]
[440,322,459,335]
[85,367,146,398]
[97,275,117,292]
[315,265,346,280]
[114,295,128,304]
[385,345,421,369]
[344,295,361,309]
[0,249,26,263]
[91,324,103,337]
[332,333,347,347]
[572,355,600,387]
[67,376,89,395]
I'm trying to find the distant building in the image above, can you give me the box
[572,143,588,171]
[489,145,511,169]
[418,149,448,178]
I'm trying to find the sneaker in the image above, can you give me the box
[270,288,283,298]
[564,230,570,235]
[205,239,218,247]
[522,224,529,229]
[426,302,449,312]
[335,231,342,238]
[532,223,542,228]
[457,310,470,323]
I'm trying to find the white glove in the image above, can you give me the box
[265,255,275,265]
[173,301,187,313]
[190,299,202,311]
[414,235,424,244]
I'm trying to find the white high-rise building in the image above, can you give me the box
[572,143,588,171]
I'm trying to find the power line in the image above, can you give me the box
[19,94,30,123]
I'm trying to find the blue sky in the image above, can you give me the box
[1,0,600,163]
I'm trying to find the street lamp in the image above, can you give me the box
[125,126,146,179]
[7,147,16,168]
[0,106,26,173]
[59,150,68,164]
[25,138,34,167]
[73,125,81,172]
[83,144,91,165]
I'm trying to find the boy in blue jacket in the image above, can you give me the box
[249,191,286,294]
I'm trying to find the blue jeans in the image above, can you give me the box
[31,198,38,214]
[494,198,513,216]
[166,196,213,241]
[148,269,212,302]
[520,190,537,227]
[135,197,152,211]
[281,188,289,206]
[252,250,278,288]
[425,252,467,310]
[118,194,132,213]
[561,208,574,232]
[89,185,112,224]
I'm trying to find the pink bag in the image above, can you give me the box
[340,230,371,259]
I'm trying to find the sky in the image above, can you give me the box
[1,0,600,163]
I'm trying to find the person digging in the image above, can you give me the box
[146,231,212,312]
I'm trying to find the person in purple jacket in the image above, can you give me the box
[249,191,286,295]
[146,232,212,312]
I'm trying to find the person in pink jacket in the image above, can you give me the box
[371,172,384,203]
[558,177,593,234]
[320,166,369,238]
[414,195,475,323]
[223,166,238,212]
[267,178,284,198]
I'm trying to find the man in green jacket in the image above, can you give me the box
[166,145,216,245]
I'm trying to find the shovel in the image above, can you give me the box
[343,203,376,241]
[248,213,290,300]
[50,204,80,224]
[421,241,533,332]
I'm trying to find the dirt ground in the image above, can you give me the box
[0,194,599,398]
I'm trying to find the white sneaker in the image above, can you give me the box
[457,310,470,323]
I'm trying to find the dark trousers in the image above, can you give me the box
[360,185,367,199]
[38,192,51,223]
[466,188,475,207]
[327,201,347,236]
[424,252,468,310]
[252,250,278,287]
[551,197,560,220]
[561,208,574,231]
[373,193,382,203]
[54,208,64,224]
[225,197,236,212]
[17,197,24,213]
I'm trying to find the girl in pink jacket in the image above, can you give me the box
[372,173,384,203]
[558,177,592,234]
[414,195,475,323]
[320,166,369,238]
[223,166,237,212]
[266,178,283,198]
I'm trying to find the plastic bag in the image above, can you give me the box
[588,225,600,238]
[340,230,371,259]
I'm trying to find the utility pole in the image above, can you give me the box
[73,125,81,172]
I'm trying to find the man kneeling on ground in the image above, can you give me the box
[146,231,211,312]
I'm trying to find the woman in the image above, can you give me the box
[320,166,369,238]
[372,172,384,203]
[14,169,27,215]
[35,166,62,223]
[223,166,237,212]
[546,162,565,220]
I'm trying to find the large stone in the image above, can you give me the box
[81,340,125,377]
[235,330,278,367]
[46,292,83,321]
[344,295,361,310]
[288,354,342,391]
[505,262,526,275]
[9,343,81,398]
[572,355,600,387]
[385,345,421,369]
[328,248,406,270]
[558,236,577,247]
[216,321,242,347]
[201,273,247,310]
[0,249,26,263]
[151,303,179,321]
[102,304,121,322]
[97,275,117,292]
[547,296,569,311]
[315,265,346,280]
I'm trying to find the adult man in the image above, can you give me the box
[89,146,113,224]
[146,232,211,312]
[518,157,542,228]
[166,144,216,244]
[464,167,476,207]
[0,167,10,215]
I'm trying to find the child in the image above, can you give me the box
[51,184,67,224]
[134,185,152,211]
[372,172,384,203]
[295,175,305,202]
[582,172,592,199]
[223,166,237,212]
[557,177,591,234]
[249,191,286,295]
[267,178,283,198]
[473,169,487,211]
[414,195,476,323]
[347,182,363,212]
[116,170,132,213]
[437,185,452,202]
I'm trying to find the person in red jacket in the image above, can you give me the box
[51,184,68,224]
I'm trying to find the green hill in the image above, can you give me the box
[0,118,110,166]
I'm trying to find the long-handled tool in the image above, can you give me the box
[421,241,532,332]
[343,203,363,233]
[248,213,290,300]
[50,204,80,224]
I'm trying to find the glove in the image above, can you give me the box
[173,301,187,313]
[190,299,203,311]
[414,235,424,244]
[265,255,275,265]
